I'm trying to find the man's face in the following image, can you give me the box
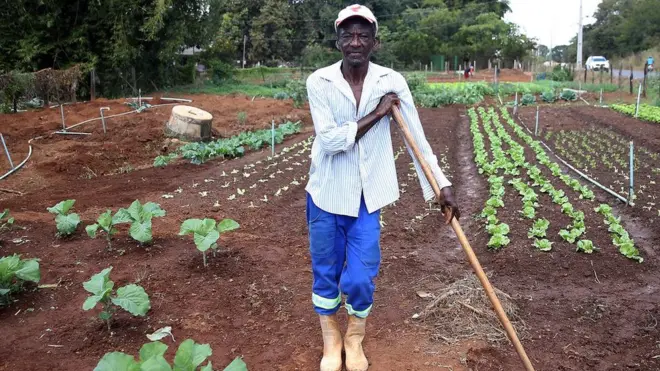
[337,18,377,67]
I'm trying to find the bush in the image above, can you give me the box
[273,91,289,100]
[404,73,427,92]
[541,90,556,103]
[560,89,577,101]
[521,94,536,106]
[285,80,307,108]
[0,71,36,113]
[550,66,573,82]
[302,44,341,69]
[208,59,235,84]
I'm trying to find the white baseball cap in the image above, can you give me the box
[335,4,378,36]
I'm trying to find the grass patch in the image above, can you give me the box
[171,81,280,97]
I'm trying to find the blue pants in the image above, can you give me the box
[306,193,381,318]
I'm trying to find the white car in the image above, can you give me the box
[585,56,610,72]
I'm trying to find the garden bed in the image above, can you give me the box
[0,94,311,195]
[0,103,659,370]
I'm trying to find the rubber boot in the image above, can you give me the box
[344,315,369,371]
[319,314,343,371]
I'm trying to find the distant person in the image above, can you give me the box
[464,65,471,79]
[648,56,654,72]
[470,64,475,76]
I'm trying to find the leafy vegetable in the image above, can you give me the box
[485,197,504,208]
[86,210,125,250]
[520,93,536,106]
[521,206,535,219]
[113,200,166,244]
[154,153,179,167]
[560,90,577,101]
[594,204,612,215]
[541,90,556,103]
[94,339,247,371]
[533,239,553,251]
[486,223,510,235]
[47,199,81,237]
[158,121,302,166]
[612,103,660,124]
[0,254,40,306]
[487,234,510,249]
[559,229,580,243]
[179,218,240,267]
[576,240,597,254]
[0,209,15,233]
[82,267,150,330]
[528,219,550,238]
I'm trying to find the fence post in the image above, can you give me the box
[610,67,613,84]
[100,107,110,134]
[599,69,603,84]
[60,105,66,131]
[629,73,633,95]
[584,68,587,83]
[635,83,642,117]
[629,141,634,205]
[535,106,539,136]
[0,134,14,170]
[514,92,519,115]
[643,63,648,98]
[90,68,96,101]
[591,70,595,84]
[271,120,275,156]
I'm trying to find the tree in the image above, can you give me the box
[250,0,293,64]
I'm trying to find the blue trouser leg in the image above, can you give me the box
[307,193,345,314]
[339,196,381,318]
[307,193,381,318]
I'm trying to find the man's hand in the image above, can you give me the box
[438,187,460,224]
[374,93,400,119]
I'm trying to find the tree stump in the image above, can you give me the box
[165,105,213,141]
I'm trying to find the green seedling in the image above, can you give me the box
[179,218,240,267]
[47,199,81,237]
[82,267,150,330]
[0,254,40,306]
[94,339,248,371]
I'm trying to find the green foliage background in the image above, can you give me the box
[0,0,537,98]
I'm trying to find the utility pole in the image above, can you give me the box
[577,0,583,70]
[242,35,247,69]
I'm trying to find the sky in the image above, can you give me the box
[504,0,602,47]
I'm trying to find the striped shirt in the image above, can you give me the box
[305,61,451,217]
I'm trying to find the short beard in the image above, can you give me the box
[344,54,369,67]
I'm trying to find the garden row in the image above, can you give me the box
[155,121,302,167]
[611,103,660,124]
[411,80,580,108]
[469,106,642,262]
[1,199,246,370]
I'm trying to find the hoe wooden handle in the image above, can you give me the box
[391,106,535,371]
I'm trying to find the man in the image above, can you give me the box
[647,56,654,72]
[305,4,460,371]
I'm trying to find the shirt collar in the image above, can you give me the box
[318,60,392,82]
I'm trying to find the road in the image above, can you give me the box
[612,69,646,79]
